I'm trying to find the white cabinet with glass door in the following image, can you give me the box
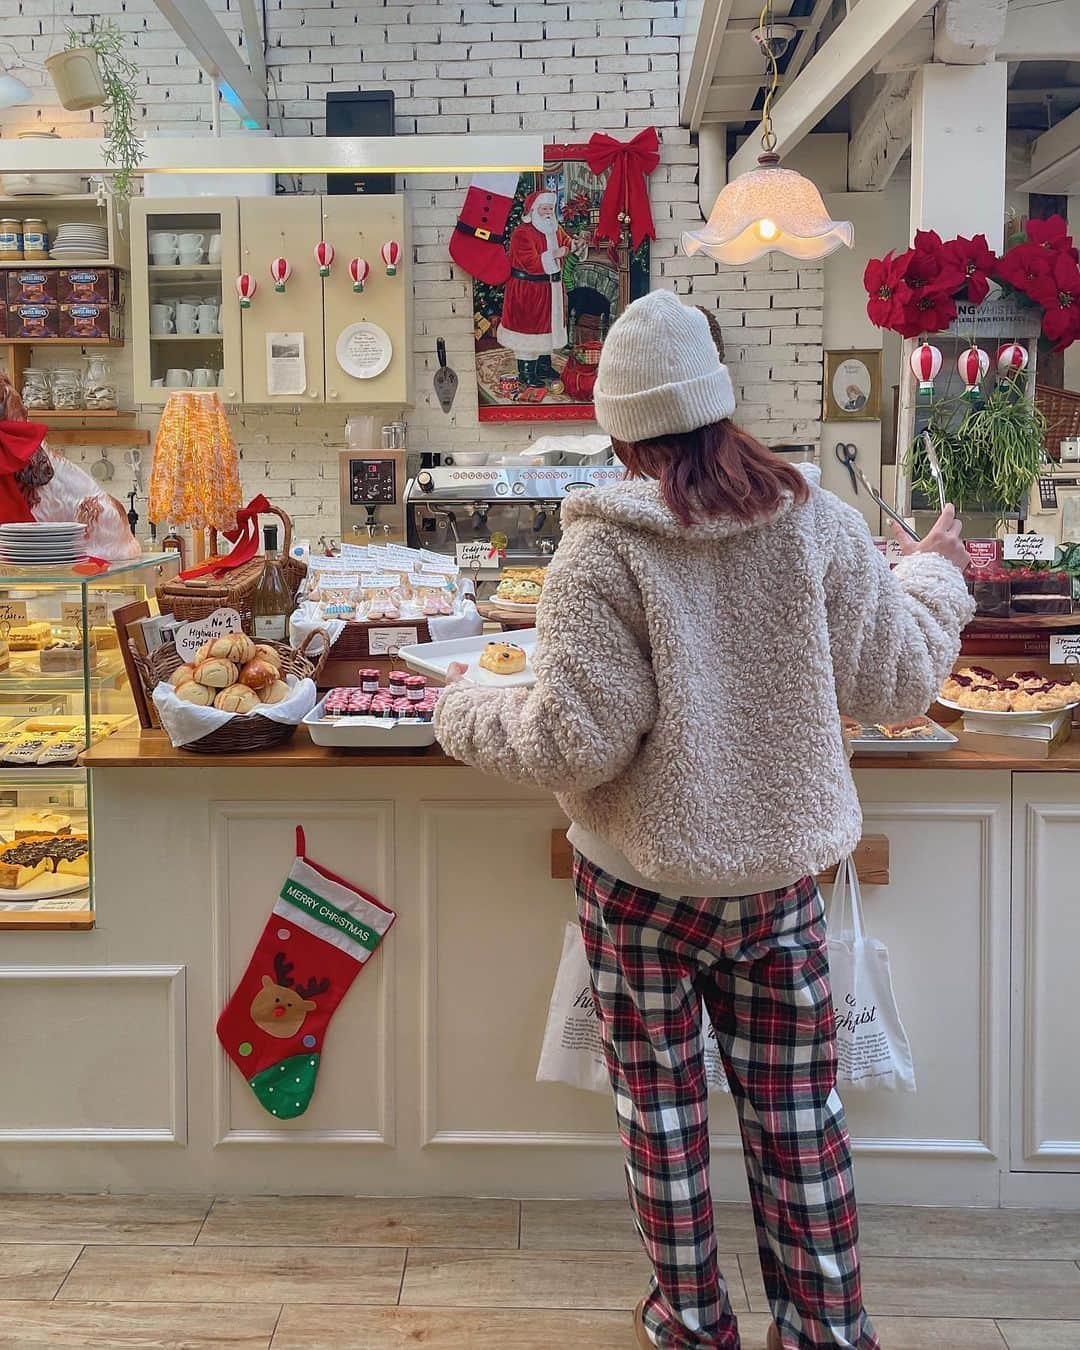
[129,197,242,405]
[238,196,325,404]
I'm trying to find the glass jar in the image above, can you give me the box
[20,368,51,412]
[83,356,118,411]
[20,218,49,260]
[50,368,83,411]
[0,218,23,259]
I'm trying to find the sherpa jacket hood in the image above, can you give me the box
[436,478,974,893]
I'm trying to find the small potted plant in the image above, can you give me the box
[45,21,143,200]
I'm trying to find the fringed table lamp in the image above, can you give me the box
[149,392,242,565]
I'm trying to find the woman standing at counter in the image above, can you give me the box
[435,291,972,1350]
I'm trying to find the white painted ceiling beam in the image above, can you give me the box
[1018,104,1080,193]
[933,0,1008,65]
[848,70,917,191]
[236,0,266,95]
[729,0,938,177]
[999,0,1080,62]
[779,0,832,86]
[680,0,736,133]
[152,0,268,128]
[0,135,545,176]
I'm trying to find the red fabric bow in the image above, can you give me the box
[585,128,660,249]
[0,419,48,525]
[179,493,269,580]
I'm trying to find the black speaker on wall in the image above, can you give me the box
[326,90,396,196]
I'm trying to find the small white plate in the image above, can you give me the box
[937,695,1080,720]
[488,596,540,613]
[0,873,88,902]
[335,321,393,379]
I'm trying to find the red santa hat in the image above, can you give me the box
[522,190,557,224]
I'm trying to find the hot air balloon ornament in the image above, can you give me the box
[235,273,258,309]
[910,341,942,397]
[270,256,292,293]
[349,257,371,294]
[996,343,1029,378]
[381,240,401,277]
[314,241,335,278]
[957,345,990,400]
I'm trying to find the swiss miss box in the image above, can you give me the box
[9,302,59,339]
[56,267,123,305]
[5,269,58,306]
[59,301,121,341]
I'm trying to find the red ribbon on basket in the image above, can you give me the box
[179,493,271,580]
[585,128,660,249]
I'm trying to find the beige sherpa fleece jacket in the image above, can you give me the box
[434,480,974,893]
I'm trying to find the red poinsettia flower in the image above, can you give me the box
[1026,214,1080,262]
[943,233,998,303]
[863,250,911,330]
[900,241,966,299]
[896,288,958,340]
[1028,251,1080,349]
[995,242,1052,300]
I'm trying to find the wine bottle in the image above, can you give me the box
[251,524,291,642]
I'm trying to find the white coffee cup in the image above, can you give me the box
[178,232,204,250]
[150,303,175,334]
[207,233,222,264]
[151,377,165,387]
[175,302,198,334]
[152,251,178,266]
[165,369,192,387]
[196,303,219,335]
[192,368,216,387]
[149,230,178,251]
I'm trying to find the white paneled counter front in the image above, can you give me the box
[0,738,1075,1208]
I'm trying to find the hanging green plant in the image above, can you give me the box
[66,21,144,201]
[908,378,1047,517]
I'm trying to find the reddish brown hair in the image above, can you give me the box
[612,420,809,527]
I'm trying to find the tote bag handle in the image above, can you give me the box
[826,855,866,942]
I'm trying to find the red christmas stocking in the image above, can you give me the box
[449,172,519,284]
[216,827,396,1119]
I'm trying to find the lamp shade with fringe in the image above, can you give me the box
[149,392,242,534]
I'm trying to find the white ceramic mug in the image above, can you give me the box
[164,368,192,387]
[151,377,165,387]
[192,367,216,387]
[196,303,218,335]
[150,303,174,334]
[175,302,198,335]
[207,233,222,264]
[178,232,204,250]
[149,230,178,251]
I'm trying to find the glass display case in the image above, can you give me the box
[0,553,178,930]
[128,197,242,405]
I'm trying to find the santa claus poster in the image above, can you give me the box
[470,145,650,422]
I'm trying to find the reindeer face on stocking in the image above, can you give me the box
[250,952,330,1039]
[217,828,396,1118]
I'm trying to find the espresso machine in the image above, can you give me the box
[405,463,627,571]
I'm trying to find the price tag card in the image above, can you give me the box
[174,607,243,663]
[1050,634,1080,665]
[359,574,397,589]
[0,600,28,626]
[456,540,498,568]
[1004,533,1057,562]
[61,600,109,629]
[368,626,419,656]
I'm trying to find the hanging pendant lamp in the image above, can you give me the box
[682,3,853,265]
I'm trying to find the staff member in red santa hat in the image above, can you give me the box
[499,190,582,393]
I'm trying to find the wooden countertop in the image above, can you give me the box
[83,729,1080,771]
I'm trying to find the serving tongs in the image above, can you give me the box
[849,462,921,542]
[921,430,947,512]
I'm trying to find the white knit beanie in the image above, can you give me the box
[592,290,736,443]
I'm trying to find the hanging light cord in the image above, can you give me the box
[758,0,780,154]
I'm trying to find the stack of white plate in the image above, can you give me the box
[0,522,88,566]
[50,222,108,260]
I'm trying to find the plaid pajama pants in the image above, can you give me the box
[574,853,879,1350]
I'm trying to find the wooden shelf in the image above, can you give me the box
[0,259,121,270]
[38,409,125,420]
[0,194,106,206]
[966,614,1080,632]
[46,427,150,448]
[0,908,93,931]
[0,337,122,347]
[148,265,221,277]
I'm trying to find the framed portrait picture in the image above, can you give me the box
[824,349,883,422]
[472,143,651,423]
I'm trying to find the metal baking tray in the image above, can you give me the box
[399,629,539,686]
[849,720,958,753]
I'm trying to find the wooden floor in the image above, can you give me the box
[0,1195,1076,1347]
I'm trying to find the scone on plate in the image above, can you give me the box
[478,642,527,675]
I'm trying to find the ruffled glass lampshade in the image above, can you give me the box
[683,156,854,265]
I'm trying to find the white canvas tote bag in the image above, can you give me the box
[537,922,733,1095]
[827,857,916,1092]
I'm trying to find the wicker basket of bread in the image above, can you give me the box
[134,631,327,754]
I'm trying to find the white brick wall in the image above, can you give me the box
[1,0,822,541]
